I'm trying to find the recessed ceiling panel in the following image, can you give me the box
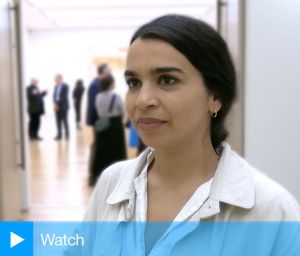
[24,0,216,30]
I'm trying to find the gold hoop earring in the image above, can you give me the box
[211,110,218,118]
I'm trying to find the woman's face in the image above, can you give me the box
[125,38,221,149]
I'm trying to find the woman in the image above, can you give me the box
[73,79,85,130]
[84,15,300,255]
[89,74,126,186]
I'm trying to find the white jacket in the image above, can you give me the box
[84,143,300,222]
[81,144,300,256]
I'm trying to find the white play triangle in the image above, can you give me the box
[10,232,25,248]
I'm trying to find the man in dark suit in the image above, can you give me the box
[86,63,111,126]
[53,74,69,140]
[27,78,47,140]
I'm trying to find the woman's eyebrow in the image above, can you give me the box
[124,67,183,77]
[124,70,137,77]
[152,67,183,74]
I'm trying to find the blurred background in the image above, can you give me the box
[0,0,299,220]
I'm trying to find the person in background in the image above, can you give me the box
[86,64,111,181]
[26,78,47,140]
[89,74,126,186]
[73,79,85,130]
[53,74,69,140]
[126,120,146,156]
[86,63,111,126]
[83,15,300,255]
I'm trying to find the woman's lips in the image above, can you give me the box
[137,117,167,131]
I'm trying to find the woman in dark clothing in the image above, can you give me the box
[89,75,126,186]
[73,79,85,130]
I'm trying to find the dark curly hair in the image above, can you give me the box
[130,14,236,151]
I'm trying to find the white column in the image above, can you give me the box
[244,0,300,200]
[0,0,22,220]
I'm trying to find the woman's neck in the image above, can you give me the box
[150,138,219,185]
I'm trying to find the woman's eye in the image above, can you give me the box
[126,78,140,89]
[158,75,177,86]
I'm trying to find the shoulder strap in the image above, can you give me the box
[108,94,117,113]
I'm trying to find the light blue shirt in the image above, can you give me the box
[55,84,62,101]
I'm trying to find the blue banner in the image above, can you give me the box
[0,221,299,255]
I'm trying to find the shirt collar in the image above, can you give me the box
[209,143,255,209]
[106,143,255,213]
[106,149,152,205]
[133,150,154,187]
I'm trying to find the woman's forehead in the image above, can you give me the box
[126,38,191,72]
[128,38,177,56]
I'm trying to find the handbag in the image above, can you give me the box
[95,94,116,132]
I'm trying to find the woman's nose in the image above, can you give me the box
[135,84,159,110]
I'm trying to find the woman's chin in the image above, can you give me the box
[141,139,171,151]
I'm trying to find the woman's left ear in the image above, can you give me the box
[209,95,222,112]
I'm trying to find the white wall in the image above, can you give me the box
[244,0,300,200]
[28,28,133,94]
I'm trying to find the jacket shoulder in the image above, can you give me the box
[252,169,300,220]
